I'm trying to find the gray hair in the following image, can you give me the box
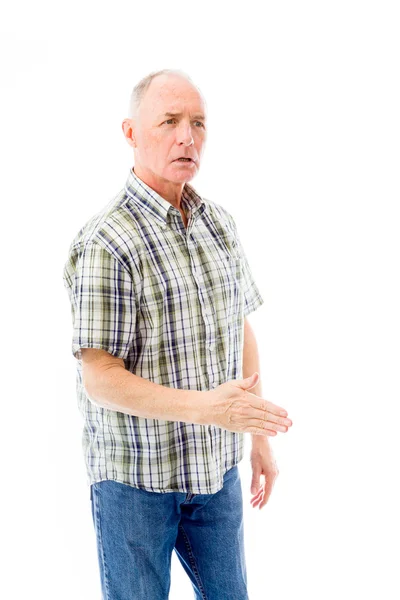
[128,69,205,119]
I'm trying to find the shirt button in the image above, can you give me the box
[209,343,215,351]
[211,382,218,388]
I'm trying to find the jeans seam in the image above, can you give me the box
[178,524,208,600]
[93,486,111,600]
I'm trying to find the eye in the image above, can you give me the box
[164,118,176,125]
[194,121,205,128]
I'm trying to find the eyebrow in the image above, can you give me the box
[159,112,206,121]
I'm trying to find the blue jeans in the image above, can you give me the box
[90,464,249,600]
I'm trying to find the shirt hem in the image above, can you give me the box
[86,457,244,495]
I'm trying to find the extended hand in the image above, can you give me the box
[206,372,292,436]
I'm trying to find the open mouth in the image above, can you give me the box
[175,157,193,162]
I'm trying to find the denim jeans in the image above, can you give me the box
[90,464,249,600]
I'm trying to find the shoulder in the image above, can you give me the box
[199,196,242,259]
[68,188,138,244]
[202,196,236,235]
[63,188,142,278]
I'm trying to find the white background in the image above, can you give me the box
[1,1,399,598]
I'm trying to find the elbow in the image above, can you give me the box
[82,361,124,409]
[82,366,102,407]
[80,348,126,408]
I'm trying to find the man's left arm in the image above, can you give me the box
[243,316,279,509]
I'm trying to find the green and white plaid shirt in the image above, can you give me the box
[63,167,264,494]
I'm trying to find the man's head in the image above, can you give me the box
[122,69,207,196]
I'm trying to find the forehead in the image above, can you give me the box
[142,75,206,117]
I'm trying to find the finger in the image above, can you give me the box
[249,407,292,428]
[251,487,264,507]
[251,476,261,495]
[260,485,273,506]
[264,409,292,427]
[249,428,277,437]
[245,418,290,434]
[251,496,262,508]
[250,486,263,501]
[263,398,289,417]
[251,486,264,508]
[247,396,292,423]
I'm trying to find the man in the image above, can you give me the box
[63,68,292,600]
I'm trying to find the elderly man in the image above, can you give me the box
[63,69,292,600]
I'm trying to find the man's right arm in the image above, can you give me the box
[81,348,291,436]
[81,348,208,425]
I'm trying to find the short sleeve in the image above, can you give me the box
[64,241,137,361]
[229,216,265,317]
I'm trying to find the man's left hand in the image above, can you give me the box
[249,437,279,510]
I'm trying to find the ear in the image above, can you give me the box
[121,118,137,148]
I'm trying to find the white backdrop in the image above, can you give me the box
[1,1,399,598]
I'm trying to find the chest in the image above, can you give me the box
[136,218,244,326]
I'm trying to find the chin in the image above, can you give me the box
[167,166,198,183]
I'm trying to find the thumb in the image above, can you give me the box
[251,470,261,495]
[241,372,259,391]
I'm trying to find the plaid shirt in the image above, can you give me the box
[63,167,264,494]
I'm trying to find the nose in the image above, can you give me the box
[177,122,194,146]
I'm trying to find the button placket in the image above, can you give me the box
[186,234,218,391]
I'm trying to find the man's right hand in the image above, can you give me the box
[205,372,292,436]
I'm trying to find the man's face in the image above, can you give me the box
[130,75,207,186]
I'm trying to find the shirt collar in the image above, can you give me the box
[124,166,207,230]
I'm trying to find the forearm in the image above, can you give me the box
[85,365,208,425]
[242,318,270,445]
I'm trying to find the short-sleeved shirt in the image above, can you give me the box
[63,167,264,494]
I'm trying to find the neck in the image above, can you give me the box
[133,164,184,209]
